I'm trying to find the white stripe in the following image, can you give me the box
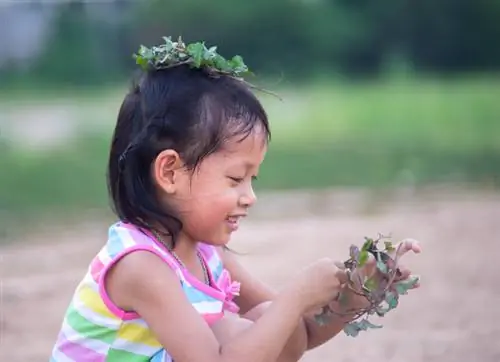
[112,337,161,356]
[50,347,76,362]
[62,321,109,354]
[97,247,112,265]
[191,300,224,314]
[73,297,120,329]
[122,318,150,329]
[206,256,220,272]
[78,274,99,293]
[116,226,139,248]
[82,272,98,287]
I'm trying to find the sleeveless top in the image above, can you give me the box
[50,221,241,362]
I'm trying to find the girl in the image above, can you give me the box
[50,38,421,362]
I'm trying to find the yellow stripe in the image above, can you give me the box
[117,323,162,348]
[77,282,161,348]
[77,283,117,320]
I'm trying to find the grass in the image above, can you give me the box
[2,75,500,237]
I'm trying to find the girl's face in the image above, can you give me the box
[155,126,267,246]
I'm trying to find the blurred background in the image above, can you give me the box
[1,1,500,361]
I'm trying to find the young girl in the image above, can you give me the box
[50,38,421,362]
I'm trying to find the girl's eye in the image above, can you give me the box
[229,177,244,183]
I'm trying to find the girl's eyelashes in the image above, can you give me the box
[228,176,244,183]
[228,175,258,183]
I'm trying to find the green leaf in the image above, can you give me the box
[385,292,399,310]
[132,36,252,78]
[314,314,329,326]
[343,323,360,337]
[376,260,388,273]
[362,238,373,251]
[394,276,419,295]
[358,319,383,330]
[358,250,369,267]
[384,241,395,252]
[364,277,378,292]
[186,42,205,67]
[376,305,389,317]
[338,291,349,307]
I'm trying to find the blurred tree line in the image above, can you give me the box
[3,0,500,86]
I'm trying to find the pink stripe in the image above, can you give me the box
[203,311,224,326]
[90,257,105,283]
[120,223,184,268]
[58,334,106,362]
[198,243,215,259]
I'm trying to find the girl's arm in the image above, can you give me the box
[105,250,307,362]
[220,247,358,350]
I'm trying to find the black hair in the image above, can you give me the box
[106,65,270,244]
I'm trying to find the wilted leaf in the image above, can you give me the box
[384,241,395,252]
[394,276,419,295]
[385,292,399,309]
[349,245,360,261]
[343,323,360,337]
[376,260,388,273]
[376,305,389,317]
[358,319,383,330]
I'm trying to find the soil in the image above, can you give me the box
[2,188,500,362]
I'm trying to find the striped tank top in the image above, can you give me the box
[50,221,241,361]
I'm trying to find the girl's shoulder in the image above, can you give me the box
[99,221,184,276]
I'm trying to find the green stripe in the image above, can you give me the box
[66,304,117,344]
[106,348,150,362]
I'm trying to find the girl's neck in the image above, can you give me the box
[150,226,200,266]
[171,234,200,265]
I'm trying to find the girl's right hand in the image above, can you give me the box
[287,258,348,314]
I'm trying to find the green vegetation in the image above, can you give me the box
[2,76,499,237]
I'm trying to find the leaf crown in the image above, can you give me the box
[133,36,251,79]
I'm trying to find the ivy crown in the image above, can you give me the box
[133,36,251,79]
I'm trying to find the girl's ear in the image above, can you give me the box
[152,149,184,194]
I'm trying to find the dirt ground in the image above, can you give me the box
[2,187,500,362]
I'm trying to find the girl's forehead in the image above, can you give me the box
[224,130,267,155]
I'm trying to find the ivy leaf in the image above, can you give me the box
[338,291,349,307]
[376,260,388,273]
[343,323,360,337]
[384,241,395,252]
[314,314,330,326]
[186,42,205,67]
[364,277,378,292]
[132,36,252,78]
[358,250,369,267]
[385,292,399,310]
[394,276,419,295]
[349,245,360,261]
[362,238,373,252]
[228,55,248,73]
[358,319,383,330]
[376,305,389,317]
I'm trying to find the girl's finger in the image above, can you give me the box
[395,239,422,258]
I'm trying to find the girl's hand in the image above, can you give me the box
[289,258,349,314]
